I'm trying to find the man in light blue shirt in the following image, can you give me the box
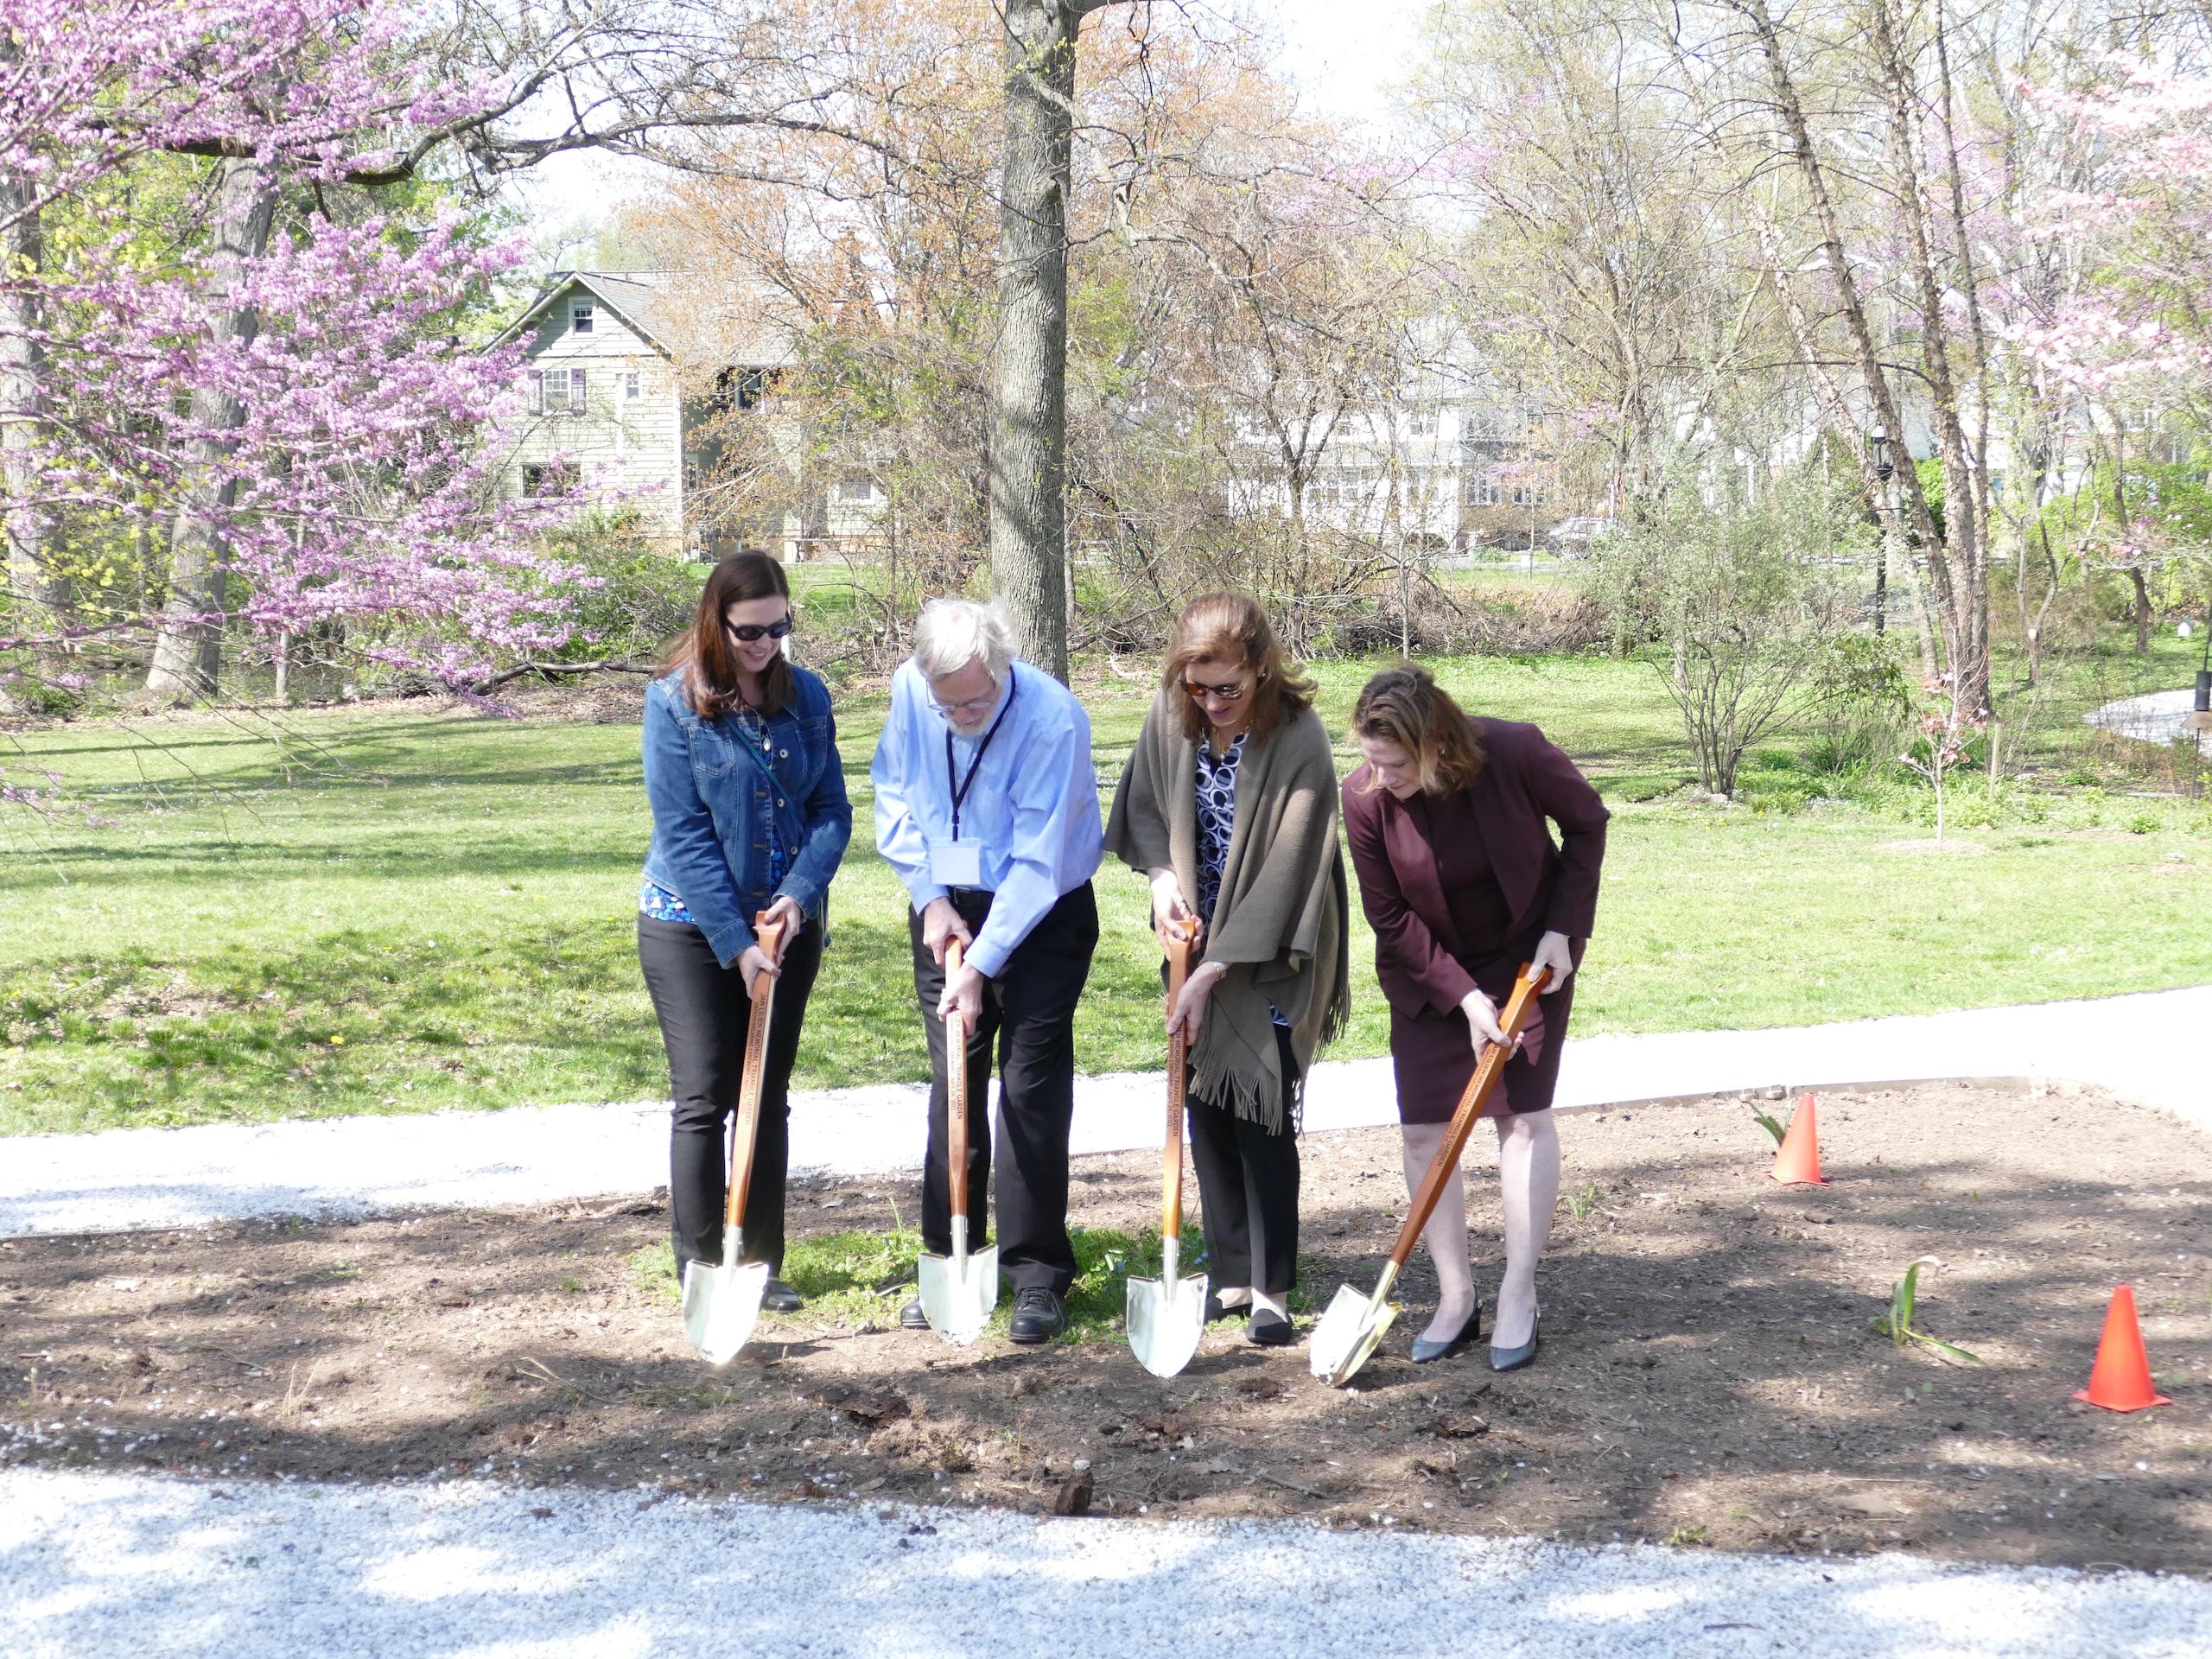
[873,598,1103,1343]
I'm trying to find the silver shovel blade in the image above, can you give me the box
[682,1257,772,1366]
[917,1243,999,1346]
[1126,1272,1209,1379]
[1307,1282,1398,1387]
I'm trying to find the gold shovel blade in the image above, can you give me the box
[917,1243,999,1346]
[1307,1282,1398,1387]
[1125,1272,1209,1379]
[682,1257,772,1366]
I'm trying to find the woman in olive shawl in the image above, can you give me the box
[1105,593,1349,1346]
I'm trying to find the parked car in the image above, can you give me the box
[1547,516,1620,558]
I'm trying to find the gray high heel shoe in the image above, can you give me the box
[1489,1317,1541,1372]
[1411,1306,1481,1363]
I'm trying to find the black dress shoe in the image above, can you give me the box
[1007,1287,1067,1344]
[1490,1319,1541,1372]
[761,1278,804,1314]
[1204,1291,1251,1323]
[899,1296,930,1331]
[1249,1308,1295,1347]
[1411,1306,1480,1363]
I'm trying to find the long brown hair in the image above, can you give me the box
[666,551,794,720]
[1161,592,1315,745]
[1351,663,1486,794]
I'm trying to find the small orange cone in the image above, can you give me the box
[1769,1092,1827,1185]
[2074,1286,2171,1412]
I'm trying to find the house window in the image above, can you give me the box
[522,461,577,498]
[571,300,594,334]
[1406,408,1438,438]
[1473,474,1503,507]
[715,365,770,413]
[538,366,586,415]
[1510,480,1542,507]
[838,477,877,502]
[623,371,640,401]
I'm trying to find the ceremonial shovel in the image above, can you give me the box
[1308,965,1549,1389]
[918,938,998,1344]
[683,913,787,1366]
[1125,920,1208,1378]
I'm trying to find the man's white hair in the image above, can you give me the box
[912,597,1016,682]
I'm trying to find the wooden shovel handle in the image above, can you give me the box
[944,937,969,1225]
[1161,920,1198,1245]
[724,912,789,1233]
[1384,966,1549,1273]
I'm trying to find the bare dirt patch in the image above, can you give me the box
[4,1080,2209,1570]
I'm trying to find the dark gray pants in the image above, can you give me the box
[1186,1023,1302,1295]
[638,916,824,1277]
[910,882,1097,1297]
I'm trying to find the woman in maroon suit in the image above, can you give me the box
[1341,665,1607,1370]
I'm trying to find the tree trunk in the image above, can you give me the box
[145,158,278,702]
[1,171,66,635]
[989,0,1100,684]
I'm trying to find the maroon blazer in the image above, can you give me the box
[1342,717,1609,1020]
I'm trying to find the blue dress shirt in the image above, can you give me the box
[870,658,1103,980]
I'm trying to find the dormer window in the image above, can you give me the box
[571,300,594,334]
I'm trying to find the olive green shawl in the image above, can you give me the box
[1104,696,1351,1130]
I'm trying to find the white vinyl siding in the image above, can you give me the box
[509,281,683,549]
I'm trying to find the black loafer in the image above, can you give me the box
[899,1296,930,1331]
[761,1278,804,1314]
[1204,1291,1250,1323]
[1249,1309,1295,1347]
[1008,1287,1067,1344]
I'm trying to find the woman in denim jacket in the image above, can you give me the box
[638,551,852,1312]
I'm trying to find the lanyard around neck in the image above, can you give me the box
[944,668,1019,842]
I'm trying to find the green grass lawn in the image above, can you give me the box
[3,645,2209,1136]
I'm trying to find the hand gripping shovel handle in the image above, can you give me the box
[1161,922,1198,1249]
[723,913,788,1243]
[944,938,969,1263]
[1386,965,1548,1275]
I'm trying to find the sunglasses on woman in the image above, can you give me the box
[1184,676,1249,704]
[724,616,795,644]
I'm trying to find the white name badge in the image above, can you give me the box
[930,842,983,888]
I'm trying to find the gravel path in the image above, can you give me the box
[2087,685,2211,747]
[4,1468,2209,1658]
[4,986,2207,1239]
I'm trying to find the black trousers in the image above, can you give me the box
[911,881,1097,1297]
[1187,1022,1302,1295]
[638,915,825,1278]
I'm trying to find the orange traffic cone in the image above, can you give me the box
[2074,1286,2171,1412]
[1769,1092,1827,1185]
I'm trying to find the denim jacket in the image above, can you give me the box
[640,665,852,967]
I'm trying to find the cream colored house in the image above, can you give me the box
[495,271,698,551]
[494,270,893,560]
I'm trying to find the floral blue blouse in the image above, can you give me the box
[1193,730,1287,1029]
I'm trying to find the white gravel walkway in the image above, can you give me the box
[3,1467,2209,1659]
[3,985,2208,1239]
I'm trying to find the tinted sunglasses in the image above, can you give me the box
[724,616,796,644]
[1183,676,1249,703]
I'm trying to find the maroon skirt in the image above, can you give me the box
[1389,942,1577,1126]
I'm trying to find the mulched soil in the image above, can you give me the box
[4,1079,2209,1571]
